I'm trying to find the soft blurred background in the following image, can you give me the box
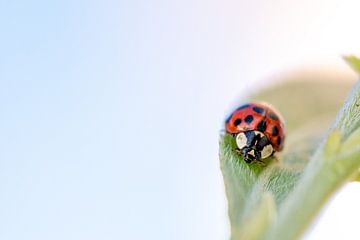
[1,0,360,239]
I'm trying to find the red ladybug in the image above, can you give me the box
[225,102,285,163]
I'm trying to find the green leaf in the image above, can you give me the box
[266,78,360,239]
[323,130,341,158]
[236,193,276,240]
[219,76,360,240]
[342,127,360,152]
[344,55,360,74]
[219,134,269,238]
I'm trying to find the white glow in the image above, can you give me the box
[304,183,360,240]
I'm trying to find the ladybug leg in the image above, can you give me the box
[255,159,266,166]
[232,147,243,156]
[243,154,253,163]
[234,148,242,155]
[271,154,280,163]
[233,148,254,163]
[256,154,278,165]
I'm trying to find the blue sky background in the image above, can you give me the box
[1,0,360,240]
[0,1,128,239]
[0,1,227,239]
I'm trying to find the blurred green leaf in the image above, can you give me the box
[344,55,360,74]
[323,130,341,158]
[219,73,360,240]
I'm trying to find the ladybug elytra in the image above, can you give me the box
[225,102,285,163]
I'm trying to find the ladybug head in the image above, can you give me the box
[235,130,274,163]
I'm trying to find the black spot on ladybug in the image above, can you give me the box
[272,126,279,136]
[277,136,282,145]
[253,106,264,114]
[268,112,279,120]
[237,104,250,110]
[244,115,254,124]
[234,118,242,126]
[257,120,267,132]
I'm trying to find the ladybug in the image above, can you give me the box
[225,102,285,163]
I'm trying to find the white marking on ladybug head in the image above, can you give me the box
[236,132,247,149]
[248,149,255,157]
[261,144,273,159]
